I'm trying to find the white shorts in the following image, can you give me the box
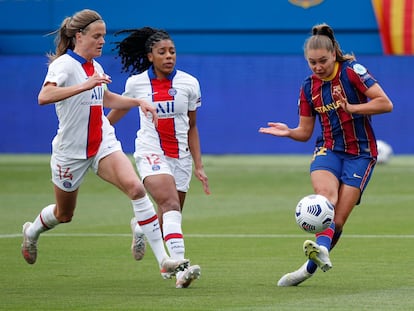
[134,153,192,192]
[51,137,122,192]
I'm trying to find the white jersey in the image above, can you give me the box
[44,50,115,159]
[123,68,201,159]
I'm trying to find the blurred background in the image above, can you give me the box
[0,0,411,155]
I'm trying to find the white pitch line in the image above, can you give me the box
[1,233,414,239]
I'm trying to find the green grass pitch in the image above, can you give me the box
[0,154,413,311]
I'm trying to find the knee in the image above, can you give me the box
[158,198,181,214]
[55,211,74,223]
[315,189,338,206]
[127,181,147,200]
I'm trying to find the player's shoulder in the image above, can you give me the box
[343,60,369,76]
[49,54,77,72]
[50,54,72,65]
[175,69,199,82]
[301,74,313,89]
[125,71,149,88]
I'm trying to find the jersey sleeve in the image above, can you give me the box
[43,59,69,87]
[346,62,377,94]
[298,81,315,117]
[123,76,136,98]
[187,76,202,111]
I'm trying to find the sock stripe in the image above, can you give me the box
[137,214,158,226]
[39,213,51,230]
[164,233,184,241]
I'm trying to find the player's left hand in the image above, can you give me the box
[139,100,158,127]
[195,168,210,195]
[333,89,353,113]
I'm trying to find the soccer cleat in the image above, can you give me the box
[303,240,332,272]
[277,262,313,287]
[21,222,37,264]
[160,268,175,280]
[130,218,146,261]
[175,265,201,288]
[160,257,189,279]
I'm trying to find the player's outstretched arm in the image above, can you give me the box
[259,116,315,142]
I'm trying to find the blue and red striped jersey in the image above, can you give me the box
[299,60,378,157]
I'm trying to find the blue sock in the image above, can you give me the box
[331,230,343,250]
[306,260,318,274]
[316,221,335,250]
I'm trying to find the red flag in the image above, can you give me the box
[372,0,414,55]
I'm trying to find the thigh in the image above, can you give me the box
[310,170,340,205]
[92,131,123,173]
[144,174,181,213]
[97,151,144,198]
[310,149,342,205]
[136,154,180,212]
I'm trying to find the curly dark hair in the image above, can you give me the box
[113,26,172,74]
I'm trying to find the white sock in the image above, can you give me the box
[163,210,185,260]
[131,217,144,235]
[28,204,59,240]
[131,195,168,265]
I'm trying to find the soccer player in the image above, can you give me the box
[259,23,393,286]
[20,9,189,279]
[107,27,210,288]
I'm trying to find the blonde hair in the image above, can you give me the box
[46,9,103,63]
[304,23,355,62]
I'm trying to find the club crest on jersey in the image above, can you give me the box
[333,85,342,94]
[168,88,177,96]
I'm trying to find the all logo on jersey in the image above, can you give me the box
[91,86,104,100]
[156,101,175,114]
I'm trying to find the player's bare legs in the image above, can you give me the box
[21,186,77,264]
[97,151,147,200]
[331,184,360,248]
[144,174,201,287]
[98,151,187,271]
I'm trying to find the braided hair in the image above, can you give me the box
[304,23,355,62]
[113,27,172,75]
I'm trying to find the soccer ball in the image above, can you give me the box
[376,140,393,164]
[295,194,334,234]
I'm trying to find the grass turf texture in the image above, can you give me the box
[0,154,413,311]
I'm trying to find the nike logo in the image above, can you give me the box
[353,173,362,179]
[312,94,320,101]
[148,92,158,96]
